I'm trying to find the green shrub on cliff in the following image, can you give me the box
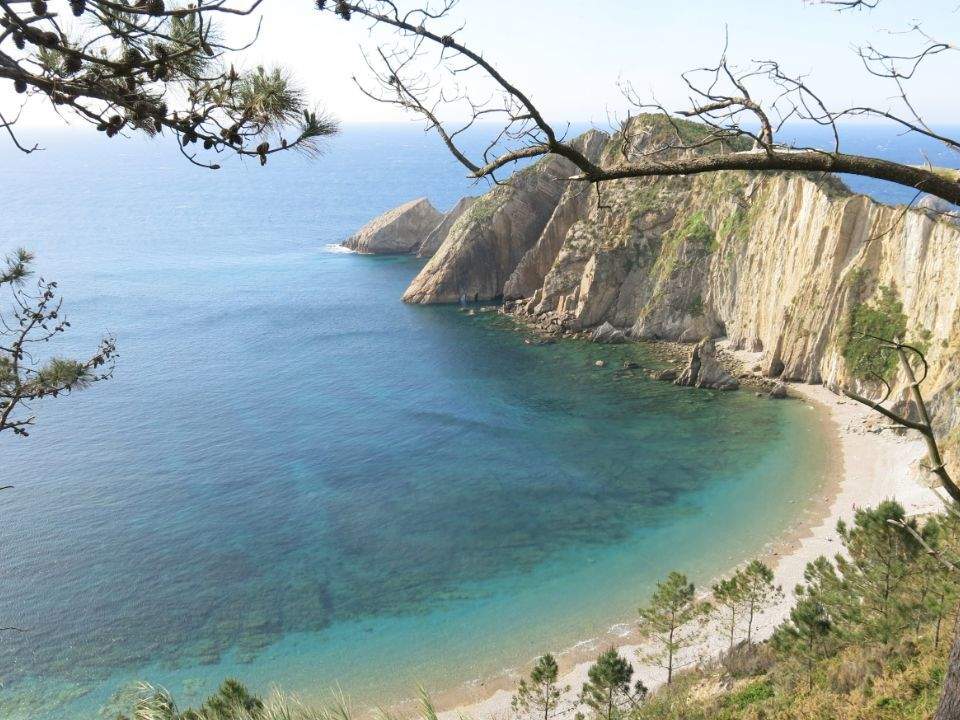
[841,285,908,381]
[676,212,716,252]
[717,208,750,244]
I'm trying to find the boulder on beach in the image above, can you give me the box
[769,382,788,399]
[675,338,739,391]
[343,197,442,254]
[591,321,626,344]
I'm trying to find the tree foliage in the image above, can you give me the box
[773,501,943,661]
[712,560,781,651]
[638,572,712,684]
[512,654,571,720]
[579,649,645,720]
[0,0,338,167]
[0,249,115,437]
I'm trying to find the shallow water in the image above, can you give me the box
[0,123,947,719]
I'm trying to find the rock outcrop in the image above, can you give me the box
[769,382,788,399]
[402,129,608,304]
[475,115,960,434]
[590,321,626,344]
[343,197,442,254]
[417,196,478,258]
[351,114,960,460]
[675,338,739,391]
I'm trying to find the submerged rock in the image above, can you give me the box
[343,197,442,254]
[648,368,678,381]
[591,321,626,343]
[675,338,739,391]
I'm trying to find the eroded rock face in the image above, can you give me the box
[590,321,626,344]
[343,197,442,254]
[402,129,609,304]
[356,115,960,447]
[675,338,739,391]
[417,196,478,258]
[503,133,608,299]
[482,115,960,424]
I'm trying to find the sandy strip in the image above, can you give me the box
[436,366,944,720]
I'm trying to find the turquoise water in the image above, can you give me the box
[2,123,939,719]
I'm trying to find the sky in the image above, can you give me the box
[3,0,959,131]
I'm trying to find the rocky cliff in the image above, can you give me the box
[402,129,608,304]
[416,196,478,258]
[359,116,960,448]
[343,197,442,254]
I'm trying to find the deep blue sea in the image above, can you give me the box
[0,123,954,719]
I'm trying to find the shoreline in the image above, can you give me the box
[427,356,943,720]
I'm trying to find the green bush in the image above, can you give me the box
[841,285,907,380]
[676,211,716,251]
[722,680,775,710]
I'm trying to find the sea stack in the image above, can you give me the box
[342,197,442,254]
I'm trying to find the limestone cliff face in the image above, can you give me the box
[343,197,442,254]
[402,129,608,304]
[521,162,960,404]
[417,196,478,258]
[396,117,960,437]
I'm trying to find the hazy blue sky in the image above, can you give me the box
[4,1,958,129]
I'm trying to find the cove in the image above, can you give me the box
[0,128,829,720]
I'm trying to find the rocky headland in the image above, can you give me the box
[342,197,442,255]
[347,114,960,461]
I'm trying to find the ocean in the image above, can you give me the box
[0,122,953,719]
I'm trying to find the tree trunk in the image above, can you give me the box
[935,613,960,720]
[667,624,675,684]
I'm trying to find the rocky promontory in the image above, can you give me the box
[343,197,442,254]
[349,114,960,462]
[417,196,478,258]
[402,129,608,304]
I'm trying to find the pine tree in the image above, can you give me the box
[739,560,782,644]
[772,594,833,690]
[0,250,116,436]
[833,501,924,642]
[579,649,641,720]
[0,1,337,166]
[638,572,711,683]
[512,654,570,720]
[712,575,743,651]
